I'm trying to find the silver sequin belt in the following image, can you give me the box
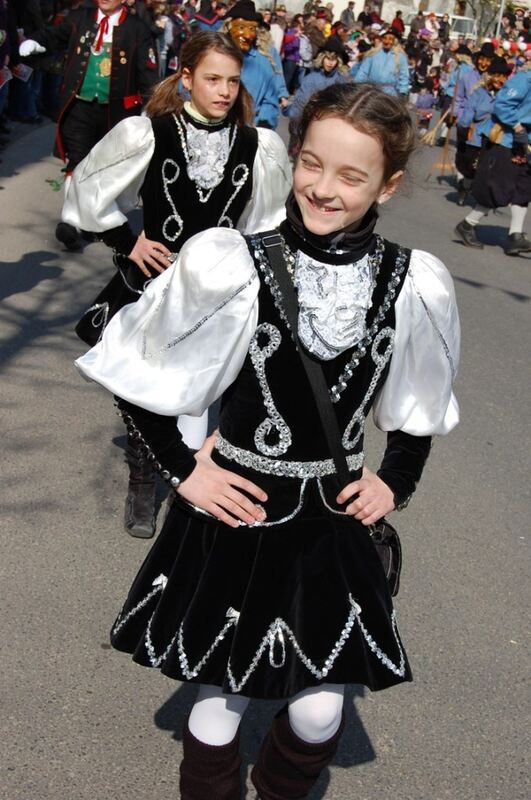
[215,434,364,479]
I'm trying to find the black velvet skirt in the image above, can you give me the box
[110,477,412,700]
[472,141,531,209]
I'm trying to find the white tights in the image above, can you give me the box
[188,683,345,747]
[466,203,528,234]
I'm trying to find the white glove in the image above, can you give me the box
[19,39,46,57]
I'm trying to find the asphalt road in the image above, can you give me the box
[1,120,530,800]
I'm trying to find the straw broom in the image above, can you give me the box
[421,108,451,146]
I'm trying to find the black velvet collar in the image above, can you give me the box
[280,191,378,265]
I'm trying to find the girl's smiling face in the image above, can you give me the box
[293,117,403,237]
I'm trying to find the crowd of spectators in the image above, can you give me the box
[2,1,531,157]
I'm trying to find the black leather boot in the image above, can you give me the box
[251,708,345,800]
[180,723,242,800]
[124,437,156,539]
[504,232,531,255]
[455,219,484,248]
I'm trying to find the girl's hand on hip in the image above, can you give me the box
[336,466,395,526]
[177,433,268,529]
[128,231,173,277]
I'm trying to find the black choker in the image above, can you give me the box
[281,192,379,265]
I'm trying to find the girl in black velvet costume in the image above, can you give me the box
[76,83,460,799]
[65,30,291,537]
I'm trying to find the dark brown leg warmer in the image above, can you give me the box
[179,722,242,800]
[124,434,156,539]
[251,708,345,800]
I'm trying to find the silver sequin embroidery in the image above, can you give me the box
[215,434,364,478]
[250,323,292,457]
[330,244,408,403]
[161,158,184,242]
[218,164,250,228]
[410,272,456,380]
[342,327,395,451]
[173,114,238,203]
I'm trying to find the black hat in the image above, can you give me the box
[487,56,511,75]
[456,45,472,57]
[226,1,261,22]
[478,41,495,58]
[317,38,349,65]
[357,39,371,54]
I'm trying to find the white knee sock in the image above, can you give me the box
[178,410,208,450]
[188,684,250,746]
[288,684,345,744]
[466,205,490,226]
[509,204,528,235]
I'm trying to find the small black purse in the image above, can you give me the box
[259,232,402,597]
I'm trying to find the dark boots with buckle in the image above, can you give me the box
[251,708,345,800]
[180,722,242,800]
[455,219,484,249]
[124,436,156,539]
[504,232,531,256]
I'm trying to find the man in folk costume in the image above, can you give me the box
[354,28,409,97]
[220,0,279,129]
[19,0,159,250]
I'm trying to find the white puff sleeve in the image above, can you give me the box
[61,117,155,232]
[373,249,460,436]
[237,127,292,233]
[75,228,259,417]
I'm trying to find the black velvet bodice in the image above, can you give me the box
[218,234,410,473]
[118,226,432,514]
[140,111,258,250]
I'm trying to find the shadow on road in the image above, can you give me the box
[0,250,62,302]
[454,273,531,302]
[153,683,375,798]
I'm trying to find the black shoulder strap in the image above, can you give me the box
[260,232,352,489]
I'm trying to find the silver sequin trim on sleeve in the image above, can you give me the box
[141,275,256,359]
[215,434,364,478]
[250,323,292,457]
[410,272,456,380]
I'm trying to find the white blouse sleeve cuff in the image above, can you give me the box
[373,249,461,436]
[237,127,291,234]
[75,228,259,416]
[62,117,155,233]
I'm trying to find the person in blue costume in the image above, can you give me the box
[285,38,350,156]
[454,42,495,201]
[455,65,531,255]
[454,57,510,206]
[191,0,223,32]
[350,38,371,79]
[455,42,495,121]
[220,0,280,128]
[354,28,409,97]
[437,45,474,144]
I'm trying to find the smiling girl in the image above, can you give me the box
[65,31,291,537]
[76,83,460,799]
